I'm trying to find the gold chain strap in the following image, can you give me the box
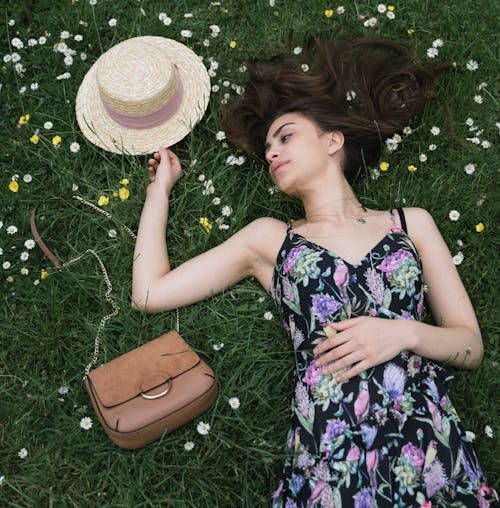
[51,196,180,380]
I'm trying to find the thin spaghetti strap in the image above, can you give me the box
[396,207,408,234]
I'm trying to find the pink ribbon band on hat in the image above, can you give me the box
[101,81,184,130]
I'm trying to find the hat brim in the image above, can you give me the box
[75,36,210,155]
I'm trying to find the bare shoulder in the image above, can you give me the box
[402,207,448,256]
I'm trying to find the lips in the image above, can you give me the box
[271,161,288,174]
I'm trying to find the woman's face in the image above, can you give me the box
[264,112,334,196]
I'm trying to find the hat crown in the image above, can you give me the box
[96,40,179,116]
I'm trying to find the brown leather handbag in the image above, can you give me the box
[31,196,219,449]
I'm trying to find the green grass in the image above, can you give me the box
[1,0,498,506]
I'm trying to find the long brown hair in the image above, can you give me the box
[222,35,451,182]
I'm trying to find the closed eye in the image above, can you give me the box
[280,133,292,143]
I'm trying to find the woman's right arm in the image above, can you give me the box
[131,147,280,313]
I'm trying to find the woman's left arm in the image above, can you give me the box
[314,208,484,381]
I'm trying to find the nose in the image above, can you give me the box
[265,144,279,164]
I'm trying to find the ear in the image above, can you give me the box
[326,131,344,155]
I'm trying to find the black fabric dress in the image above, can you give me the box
[269,209,497,507]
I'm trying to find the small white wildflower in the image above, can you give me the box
[239,65,247,72]
[464,430,476,442]
[215,130,226,141]
[22,174,32,184]
[163,17,172,26]
[448,210,460,221]
[108,229,117,238]
[264,311,274,320]
[20,267,29,275]
[377,4,387,13]
[385,138,399,152]
[346,90,356,101]
[419,154,428,162]
[108,18,117,27]
[473,95,483,104]
[30,82,39,91]
[293,47,302,55]
[28,38,38,46]
[208,69,217,78]
[336,6,345,14]
[184,441,195,451]
[158,12,167,21]
[432,38,444,48]
[301,64,309,72]
[17,448,28,459]
[20,252,29,262]
[428,143,437,151]
[269,0,275,6]
[11,37,24,49]
[363,17,378,28]
[74,34,83,42]
[464,163,476,175]
[426,47,439,59]
[180,29,192,38]
[196,421,210,435]
[7,225,18,235]
[213,342,224,351]
[58,385,69,395]
[184,13,193,18]
[60,31,70,39]
[465,117,474,126]
[210,24,220,36]
[69,141,80,153]
[226,155,238,165]
[56,72,71,80]
[403,126,413,135]
[481,140,490,149]
[430,126,441,135]
[0,475,5,486]
[457,239,464,247]
[19,86,27,95]
[197,174,205,182]
[2,261,11,270]
[452,252,464,266]
[484,425,493,438]
[72,183,79,191]
[221,205,232,217]
[466,60,478,72]
[370,168,381,180]
[44,121,53,129]
[80,416,93,430]
[38,36,47,45]
[477,82,487,90]
[466,136,481,145]
[236,155,246,166]
[386,11,395,19]
[24,239,36,249]
[8,19,15,26]
[228,397,240,409]
[212,197,221,206]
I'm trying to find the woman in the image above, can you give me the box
[132,36,496,506]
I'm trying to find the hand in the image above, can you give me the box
[312,316,413,382]
[147,146,182,196]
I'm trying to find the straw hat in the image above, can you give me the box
[76,36,210,154]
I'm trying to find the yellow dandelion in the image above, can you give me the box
[97,195,110,206]
[8,180,19,192]
[199,217,212,233]
[388,5,395,11]
[41,268,49,280]
[324,9,334,18]
[408,164,417,173]
[120,178,130,185]
[407,28,415,36]
[18,114,30,125]
[119,187,130,201]
[30,133,39,144]
[379,161,389,171]
[475,222,485,233]
[52,135,62,146]
[229,40,236,48]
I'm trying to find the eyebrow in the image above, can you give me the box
[264,122,296,150]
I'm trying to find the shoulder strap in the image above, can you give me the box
[396,207,408,234]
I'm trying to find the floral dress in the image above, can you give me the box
[269,210,497,507]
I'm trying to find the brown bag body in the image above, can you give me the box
[84,331,218,449]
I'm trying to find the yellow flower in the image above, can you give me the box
[30,133,39,144]
[18,114,30,125]
[273,10,279,16]
[113,191,118,198]
[407,28,415,36]
[324,9,334,18]
[119,187,130,201]
[408,164,417,173]
[451,61,457,69]
[379,162,389,171]
[199,217,212,233]
[120,178,130,185]
[97,195,110,206]
[52,135,62,146]
[475,222,485,233]
[388,5,395,11]
[41,269,49,280]
[8,180,19,192]
[229,40,236,48]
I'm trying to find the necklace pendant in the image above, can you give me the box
[357,218,367,224]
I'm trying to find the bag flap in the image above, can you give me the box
[87,331,199,407]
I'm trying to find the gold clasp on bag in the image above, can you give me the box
[140,378,172,399]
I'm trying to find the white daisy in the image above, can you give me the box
[3,261,11,270]
[17,448,28,459]
[228,397,240,409]
[464,430,476,442]
[108,229,117,238]
[69,142,80,153]
[23,174,33,183]
[377,4,387,13]
[80,416,93,430]
[184,441,195,451]
[24,239,36,249]
[20,267,29,275]
[448,210,460,221]
[301,64,309,73]
[473,95,483,104]
[336,6,345,14]
[196,421,210,435]
[293,46,302,55]
[163,17,172,26]
[20,252,29,262]
[7,225,18,235]
[466,60,478,71]
[180,29,192,38]
[108,18,118,27]
[464,163,476,175]
[215,131,226,141]
[430,126,441,135]
[428,144,437,151]
[452,252,464,266]
[426,47,439,59]
[58,385,69,395]
[484,425,493,438]
[264,311,274,320]
[213,342,224,351]
[419,154,428,162]
[432,38,444,48]
[221,205,232,217]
